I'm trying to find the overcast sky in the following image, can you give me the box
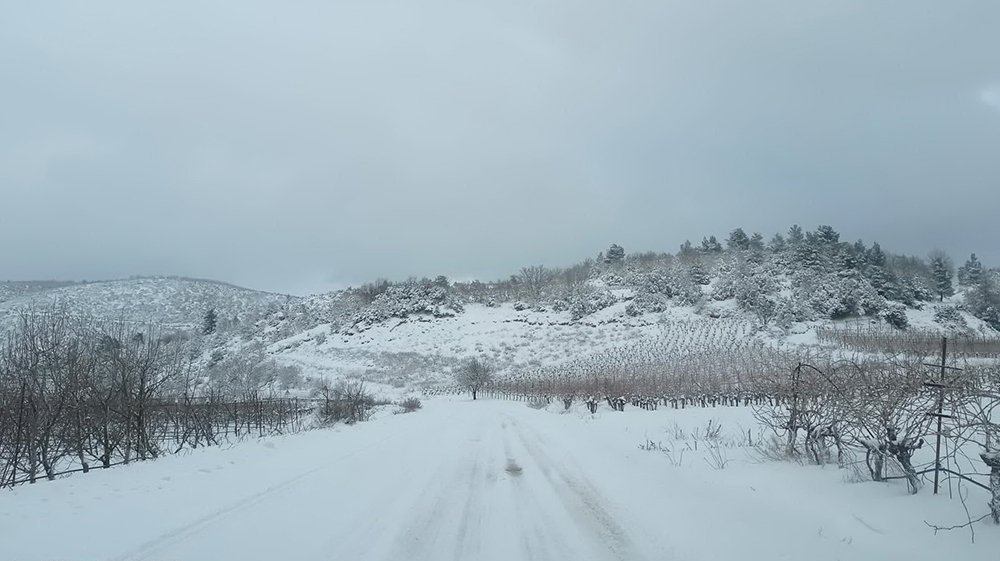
[2,1,999,295]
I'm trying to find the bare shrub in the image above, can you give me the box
[639,438,686,467]
[316,380,375,425]
[399,397,422,413]
[705,445,732,470]
[751,434,801,464]
[527,397,548,410]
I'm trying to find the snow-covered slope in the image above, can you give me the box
[0,277,296,330]
[262,292,996,394]
[269,302,674,388]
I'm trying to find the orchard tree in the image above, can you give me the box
[455,357,494,400]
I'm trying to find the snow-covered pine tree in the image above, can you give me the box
[733,261,779,325]
[957,253,983,287]
[726,228,750,251]
[768,233,787,253]
[700,235,723,253]
[965,269,1000,329]
[203,308,218,335]
[689,262,711,286]
[678,240,697,261]
[787,224,805,247]
[928,250,955,302]
[866,242,887,268]
[606,244,625,264]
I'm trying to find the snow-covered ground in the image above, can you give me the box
[270,302,769,389]
[0,277,293,331]
[3,397,996,560]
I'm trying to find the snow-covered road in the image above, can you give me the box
[3,399,998,560]
[116,403,658,561]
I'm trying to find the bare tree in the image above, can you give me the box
[518,266,554,303]
[455,357,494,400]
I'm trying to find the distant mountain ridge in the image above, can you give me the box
[0,277,297,330]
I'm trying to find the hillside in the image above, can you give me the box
[261,294,996,393]
[4,224,998,393]
[0,277,297,331]
[238,225,999,392]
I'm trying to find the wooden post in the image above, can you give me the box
[934,337,947,495]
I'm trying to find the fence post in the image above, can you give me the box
[922,337,963,495]
[933,338,947,495]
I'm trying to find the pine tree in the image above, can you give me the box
[768,233,787,253]
[958,254,983,287]
[965,272,1000,330]
[929,251,955,302]
[689,262,711,285]
[726,228,750,251]
[203,308,218,335]
[606,244,625,264]
[813,225,841,246]
[866,243,887,267]
[796,236,828,272]
[700,236,723,253]
[787,224,805,247]
[678,240,696,261]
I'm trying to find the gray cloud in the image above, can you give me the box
[2,1,999,294]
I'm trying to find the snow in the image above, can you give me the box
[3,398,997,560]
[273,303,678,387]
[0,277,292,331]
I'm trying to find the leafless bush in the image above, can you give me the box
[399,397,422,413]
[315,380,374,425]
[355,278,391,305]
[705,445,732,470]
[527,396,548,409]
[639,438,686,467]
[751,434,801,464]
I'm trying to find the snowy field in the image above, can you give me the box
[3,397,996,561]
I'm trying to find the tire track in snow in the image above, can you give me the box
[382,409,647,561]
[112,416,434,561]
[506,415,646,561]
[383,413,499,561]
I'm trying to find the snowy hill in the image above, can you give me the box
[260,294,995,396]
[0,277,296,330]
